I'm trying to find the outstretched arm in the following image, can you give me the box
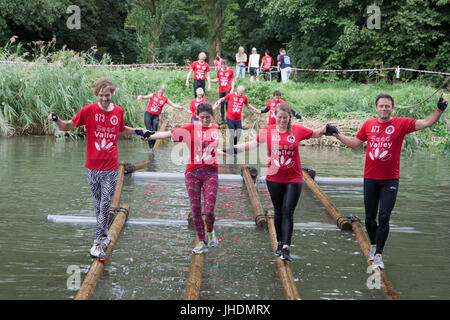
[167,99,190,113]
[334,132,364,149]
[145,131,172,141]
[414,94,448,131]
[247,103,261,114]
[311,125,326,138]
[47,113,76,131]
[234,138,259,152]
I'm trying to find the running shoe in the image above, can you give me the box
[207,230,218,247]
[369,245,376,261]
[90,244,109,261]
[275,242,283,257]
[280,247,292,261]
[372,254,384,270]
[101,235,111,251]
[192,241,208,254]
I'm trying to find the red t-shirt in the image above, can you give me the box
[266,98,287,125]
[190,60,210,80]
[356,117,417,179]
[214,58,222,70]
[71,103,125,171]
[189,98,208,119]
[171,123,220,173]
[257,125,313,183]
[146,93,168,115]
[224,92,248,121]
[261,56,274,71]
[217,68,234,93]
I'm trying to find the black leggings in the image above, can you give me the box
[266,181,302,246]
[219,90,230,121]
[194,79,205,98]
[144,112,159,149]
[363,178,399,254]
[226,118,242,148]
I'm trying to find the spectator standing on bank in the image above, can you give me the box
[278,49,292,83]
[248,48,260,82]
[235,46,247,79]
[261,50,274,81]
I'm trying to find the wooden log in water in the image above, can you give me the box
[74,163,127,300]
[348,214,400,300]
[302,169,352,231]
[184,236,206,300]
[74,203,129,300]
[266,210,301,300]
[241,165,267,229]
[124,118,168,174]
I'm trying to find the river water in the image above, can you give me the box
[0,136,448,300]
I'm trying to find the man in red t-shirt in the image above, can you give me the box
[213,85,260,149]
[210,59,235,123]
[260,50,274,81]
[186,52,211,98]
[333,93,448,270]
[47,78,146,261]
[188,87,208,123]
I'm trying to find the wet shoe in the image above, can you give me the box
[280,247,292,261]
[369,245,376,261]
[101,235,111,251]
[207,230,218,247]
[372,254,384,270]
[90,244,109,261]
[192,241,208,254]
[275,242,283,257]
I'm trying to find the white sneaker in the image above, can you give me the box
[369,245,376,261]
[372,254,384,270]
[101,235,111,251]
[192,241,208,254]
[90,244,109,261]
[207,230,218,247]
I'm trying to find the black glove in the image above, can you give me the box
[325,124,339,136]
[294,113,302,120]
[437,97,448,111]
[50,113,59,121]
[135,129,155,139]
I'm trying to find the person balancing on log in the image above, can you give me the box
[138,85,188,150]
[331,93,448,270]
[47,78,148,261]
[144,102,228,254]
[234,104,327,261]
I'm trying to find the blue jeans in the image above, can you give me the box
[281,67,292,83]
[235,65,246,79]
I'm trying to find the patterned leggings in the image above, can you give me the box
[86,168,118,245]
[185,166,219,242]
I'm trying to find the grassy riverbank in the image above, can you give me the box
[0,56,448,152]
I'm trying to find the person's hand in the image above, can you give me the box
[325,124,339,136]
[207,85,211,91]
[437,93,448,111]
[185,80,189,87]
[135,129,155,140]
[48,113,58,122]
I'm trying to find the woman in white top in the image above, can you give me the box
[248,48,260,82]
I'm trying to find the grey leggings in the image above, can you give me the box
[86,168,118,245]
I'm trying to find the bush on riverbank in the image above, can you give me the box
[0,51,448,153]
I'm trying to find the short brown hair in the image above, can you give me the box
[375,93,394,107]
[93,78,116,96]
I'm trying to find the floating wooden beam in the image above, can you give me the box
[241,165,267,229]
[184,236,206,300]
[74,203,129,300]
[124,119,168,174]
[266,210,300,300]
[241,165,300,300]
[348,214,400,300]
[302,169,352,231]
[74,163,127,300]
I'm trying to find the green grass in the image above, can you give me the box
[0,53,448,153]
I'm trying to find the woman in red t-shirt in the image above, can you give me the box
[47,78,146,261]
[187,87,208,123]
[235,104,325,261]
[145,103,227,254]
[138,85,187,149]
